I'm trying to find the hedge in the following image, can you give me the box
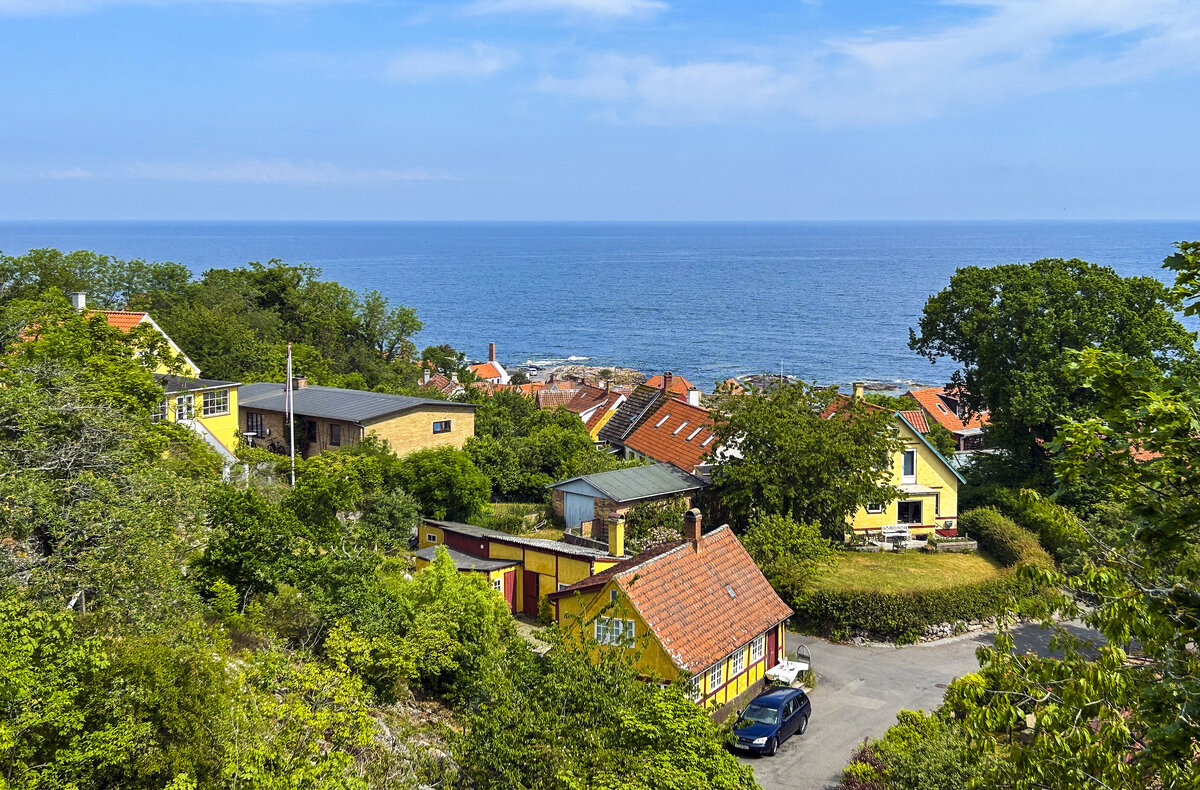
[796,572,1047,642]
[958,507,1052,568]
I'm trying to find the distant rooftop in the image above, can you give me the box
[239,382,474,424]
[424,518,617,559]
[549,461,707,503]
[415,545,519,572]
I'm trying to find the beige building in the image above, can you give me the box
[238,379,475,459]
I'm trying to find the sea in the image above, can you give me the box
[1,220,1197,391]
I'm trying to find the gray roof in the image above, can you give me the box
[424,518,618,559]
[155,373,240,393]
[238,382,475,423]
[549,461,707,503]
[597,384,672,446]
[415,545,519,572]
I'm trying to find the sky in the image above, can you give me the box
[1,0,1198,220]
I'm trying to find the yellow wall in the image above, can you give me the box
[588,407,618,440]
[365,406,475,454]
[160,384,240,454]
[555,579,681,682]
[690,622,783,709]
[848,419,959,535]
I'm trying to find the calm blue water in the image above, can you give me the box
[1,221,1197,390]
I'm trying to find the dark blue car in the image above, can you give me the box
[731,687,811,756]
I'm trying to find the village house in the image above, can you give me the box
[419,367,465,398]
[416,518,624,615]
[645,372,696,398]
[907,386,988,451]
[623,395,721,478]
[596,374,680,456]
[238,378,475,459]
[548,462,708,532]
[468,342,510,385]
[548,509,793,717]
[563,383,629,440]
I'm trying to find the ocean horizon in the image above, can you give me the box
[2,219,1197,390]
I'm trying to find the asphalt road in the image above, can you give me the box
[740,621,1102,790]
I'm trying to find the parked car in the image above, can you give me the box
[731,687,811,756]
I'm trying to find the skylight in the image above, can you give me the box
[686,427,703,441]
[936,403,948,413]
[672,420,690,436]
[701,435,715,447]
[724,585,736,598]
[655,413,671,428]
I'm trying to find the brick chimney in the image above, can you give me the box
[851,381,865,401]
[488,342,496,362]
[423,368,431,385]
[69,292,87,311]
[686,387,701,407]
[608,515,625,557]
[292,376,308,389]
[662,372,673,393]
[684,508,702,553]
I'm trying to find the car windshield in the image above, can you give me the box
[739,703,779,726]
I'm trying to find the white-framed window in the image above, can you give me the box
[688,676,703,702]
[432,420,452,434]
[901,449,917,483]
[750,634,765,662]
[557,583,569,591]
[175,393,194,421]
[201,388,229,417]
[491,577,503,592]
[594,616,636,645]
[706,661,724,691]
[150,398,168,423]
[245,411,264,435]
[730,647,746,677]
[866,502,884,514]
[426,532,438,543]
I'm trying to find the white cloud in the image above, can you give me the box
[465,0,666,18]
[0,0,351,15]
[125,158,443,183]
[540,0,1200,125]
[384,43,519,83]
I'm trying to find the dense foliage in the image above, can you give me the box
[841,710,982,789]
[624,495,689,551]
[956,508,1053,569]
[741,513,837,604]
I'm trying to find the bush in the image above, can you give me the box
[958,488,1089,568]
[958,508,1052,568]
[796,572,1046,642]
[624,496,688,551]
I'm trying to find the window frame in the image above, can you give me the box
[706,661,724,692]
[491,577,503,593]
[329,423,341,446]
[245,411,264,435]
[150,398,168,423]
[432,419,452,434]
[175,393,194,421]
[897,500,923,524]
[200,388,229,417]
[866,502,885,514]
[750,634,765,663]
[425,532,438,544]
[902,448,917,483]
[730,647,746,677]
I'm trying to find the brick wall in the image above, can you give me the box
[364,407,475,454]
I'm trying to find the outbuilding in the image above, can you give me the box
[548,462,708,531]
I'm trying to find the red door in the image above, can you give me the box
[503,569,517,613]
[766,626,779,669]
[523,570,539,615]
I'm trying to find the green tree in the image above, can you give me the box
[909,256,1196,481]
[624,496,689,552]
[925,423,957,459]
[395,447,490,521]
[708,381,903,536]
[741,513,836,604]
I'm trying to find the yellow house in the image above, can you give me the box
[237,380,476,460]
[414,544,521,608]
[418,518,624,616]
[547,509,793,717]
[153,374,242,462]
[89,304,201,377]
[847,411,966,537]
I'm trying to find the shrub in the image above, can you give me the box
[958,488,1089,568]
[958,508,1051,568]
[624,496,688,551]
[742,513,837,603]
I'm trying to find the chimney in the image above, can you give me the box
[851,381,865,401]
[686,387,701,407]
[684,508,702,553]
[488,342,496,362]
[292,376,308,389]
[608,515,625,557]
[451,371,459,384]
[662,372,673,393]
[69,292,87,311]
[423,368,431,385]
[606,379,613,394]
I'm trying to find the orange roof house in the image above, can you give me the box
[420,368,464,397]
[646,372,694,397]
[564,384,628,439]
[907,386,988,451]
[549,509,793,715]
[623,398,720,477]
[468,342,510,385]
[91,306,201,376]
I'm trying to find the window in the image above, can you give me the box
[701,435,715,447]
[426,532,438,543]
[730,647,746,676]
[201,388,229,417]
[245,411,264,435]
[557,583,569,591]
[936,402,949,414]
[594,617,636,645]
[150,398,168,423]
[686,427,703,441]
[866,503,884,514]
[897,500,923,524]
[175,393,194,421]
[750,634,765,662]
[672,420,689,436]
[329,424,341,446]
[902,449,917,483]
[491,577,503,592]
[305,420,317,442]
[654,413,671,428]
[688,676,703,702]
[432,420,452,434]
[782,699,795,719]
[706,661,724,691]
[610,589,618,603]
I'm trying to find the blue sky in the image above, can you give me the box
[1,0,1198,220]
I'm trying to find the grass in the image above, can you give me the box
[813,550,1006,595]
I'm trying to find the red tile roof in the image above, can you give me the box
[420,372,460,396]
[536,389,578,409]
[645,373,694,396]
[551,526,793,673]
[623,398,718,472]
[907,387,987,433]
[898,409,929,433]
[565,384,610,414]
[94,310,149,332]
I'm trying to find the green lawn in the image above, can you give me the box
[813,550,1006,594]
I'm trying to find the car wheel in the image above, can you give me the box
[797,715,808,735]
[765,737,778,756]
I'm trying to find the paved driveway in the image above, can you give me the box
[741,622,1101,790]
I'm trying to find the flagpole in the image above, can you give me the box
[286,342,296,486]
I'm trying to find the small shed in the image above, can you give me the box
[415,544,521,612]
[548,462,708,530]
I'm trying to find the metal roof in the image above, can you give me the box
[238,382,475,423]
[415,545,519,572]
[424,518,617,559]
[550,462,707,503]
[155,373,240,393]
